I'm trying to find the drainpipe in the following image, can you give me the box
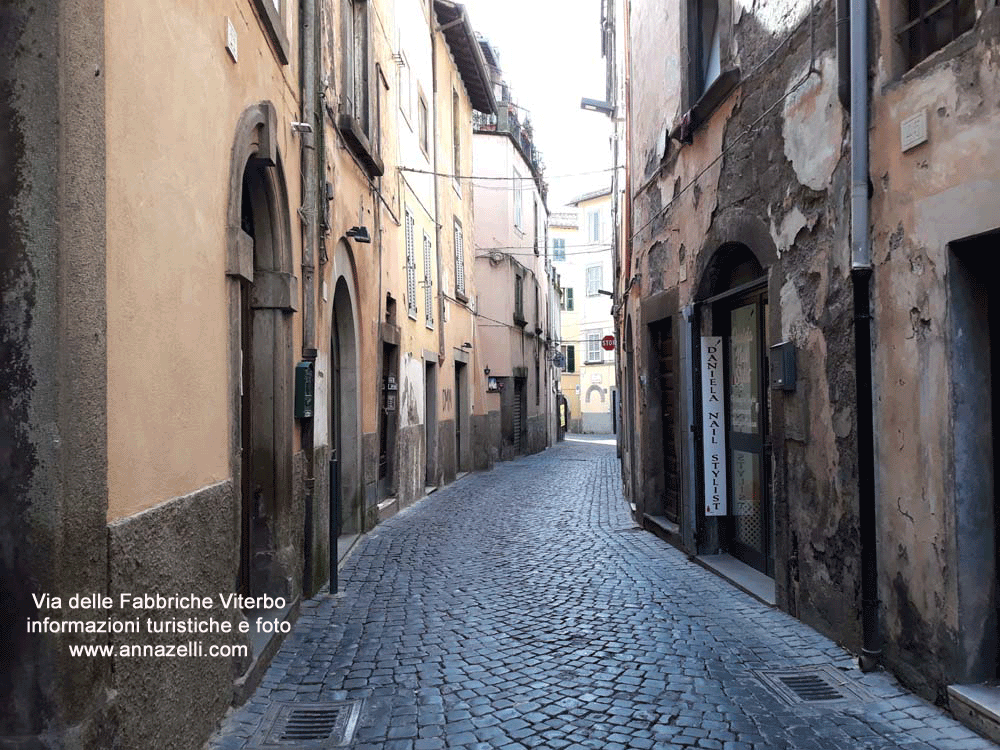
[849,0,881,672]
[430,13,445,486]
[300,0,320,592]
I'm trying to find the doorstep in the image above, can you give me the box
[695,553,776,606]
[948,682,1000,744]
[643,514,681,547]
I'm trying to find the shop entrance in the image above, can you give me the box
[701,243,773,577]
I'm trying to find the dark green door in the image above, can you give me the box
[725,294,773,576]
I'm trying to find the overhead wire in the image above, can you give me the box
[628,2,827,245]
[398,165,615,181]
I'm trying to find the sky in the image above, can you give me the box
[461,0,616,210]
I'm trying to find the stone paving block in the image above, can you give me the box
[206,441,999,750]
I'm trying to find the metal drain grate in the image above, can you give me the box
[251,701,362,747]
[778,673,845,701]
[753,665,871,707]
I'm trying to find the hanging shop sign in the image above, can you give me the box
[701,336,727,516]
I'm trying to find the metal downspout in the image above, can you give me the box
[431,13,445,485]
[300,0,320,592]
[849,0,881,671]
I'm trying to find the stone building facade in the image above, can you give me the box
[1,0,537,747]
[620,0,1000,735]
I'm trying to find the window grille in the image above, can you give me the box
[895,0,974,70]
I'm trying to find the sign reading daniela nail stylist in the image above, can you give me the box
[701,336,727,516]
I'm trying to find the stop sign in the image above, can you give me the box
[601,335,615,351]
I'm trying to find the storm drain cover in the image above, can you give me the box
[251,701,362,747]
[753,665,871,707]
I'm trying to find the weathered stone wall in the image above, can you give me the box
[869,4,1000,697]
[439,419,457,484]
[625,0,863,652]
[1,1,113,746]
[396,423,426,509]
[527,415,547,455]
[471,412,500,471]
[107,481,245,750]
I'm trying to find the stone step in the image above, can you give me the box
[949,682,1000,744]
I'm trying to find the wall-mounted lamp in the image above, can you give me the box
[290,121,313,133]
[484,366,490,376]
[345,226,371,244]
[462,342,473,349]
[580,97,615,117]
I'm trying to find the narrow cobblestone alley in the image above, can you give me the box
[208,438,996,750]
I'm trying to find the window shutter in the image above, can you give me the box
[424,232,433,327]
[568,345,575,373]
[454,220,465,295]
[406,209,417,318]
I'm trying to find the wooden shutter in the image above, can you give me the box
[406,209,417,318]
[454,220,465,296]
[424,232,433,327]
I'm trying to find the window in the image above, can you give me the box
[586,266,603,297]
[533,197,539,255]
[418,92,429,157]
[690,0,720,98]
[562,287,574,311]
[513,170,523,229]
[405,208,417,319]
[453,90,461,184]
[423,231,434,328]
[454,218,466,298]
[250,0,289,64]
[553,238,566,261]
[588,209,601,243]
[344,0,371,137]
[896,0,974,70]
[339,0,383,175]
[562,345,576,373]
[587,331,602,363]
[514,273,525,323]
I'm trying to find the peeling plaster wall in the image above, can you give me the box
[870,6,1000,695]
[626,0,862,649]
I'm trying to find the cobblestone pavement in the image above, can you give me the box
[208,437,997,750]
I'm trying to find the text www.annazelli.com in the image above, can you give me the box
[68,642,248,658]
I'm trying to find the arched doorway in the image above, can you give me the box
[329,249,362,542]
[226,102,295,602]
[699,242,773,576]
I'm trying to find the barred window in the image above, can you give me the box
[896,0,974,70]
[454,219,466,296]
[405,208,417,319]
[423,231,434,328]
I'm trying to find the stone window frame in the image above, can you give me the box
[338,0,385,177]
[250,0,290,65]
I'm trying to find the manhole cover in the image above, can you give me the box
[251,701,362,747]
[753,665,870,707]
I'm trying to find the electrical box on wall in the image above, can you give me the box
[769,341,796,391]
[295,361,314,418]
